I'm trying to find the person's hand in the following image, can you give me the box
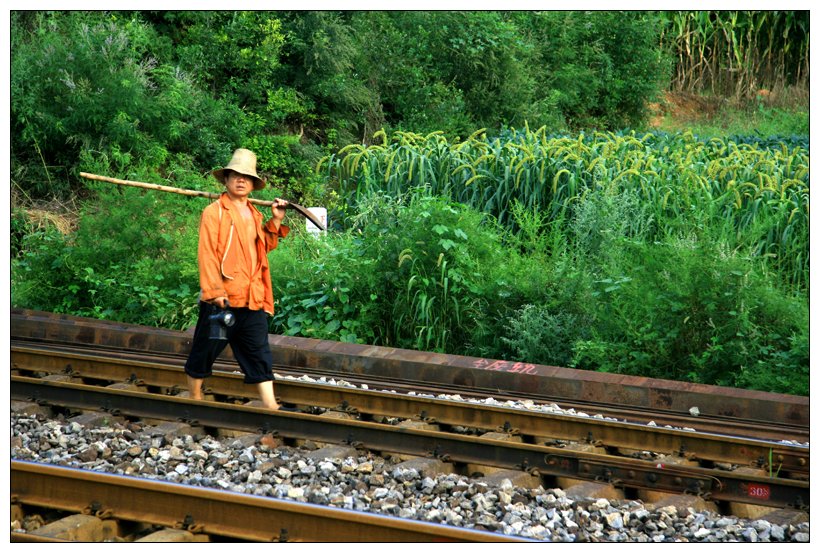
[212,296,229,309]
[271,198,289,221]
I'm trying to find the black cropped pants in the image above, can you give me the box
[184,301,273,384]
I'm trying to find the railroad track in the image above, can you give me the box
[12,461,521,542]
[11,308,810,436]
[10,309,811,541]
[10,342,810,477]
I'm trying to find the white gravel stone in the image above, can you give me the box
[605,512,623,529]
[793,532,809,542]
[188,448,209,462]
[770,525,785,541]
[10,409,810,543]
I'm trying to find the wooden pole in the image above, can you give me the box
[79,172,326,230]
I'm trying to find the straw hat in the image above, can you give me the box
[212,148,266,190]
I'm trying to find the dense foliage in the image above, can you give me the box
[660,11,809,99]
[11,10,671,200]
[10,10,809,396]
[323,129,809,292]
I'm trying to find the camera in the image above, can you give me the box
[208,302,235,340]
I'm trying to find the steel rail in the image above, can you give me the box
[11,461,523,542]
[10,377,809,509]
[11,342,810,475]
[11,533,72,543]
[12,309,809,427]
[12,332,812,445]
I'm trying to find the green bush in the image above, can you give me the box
[11,11,253,197]
[511,11,671,130]
[571,235,808,395]
[12,154,204,328]
[11,209,34,258]
[269,188,509,351]
[269,230,380,344]
[149,11,285,117]
[345,188,503,352]
[501,305,591,368]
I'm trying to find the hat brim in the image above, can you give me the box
[213,168,266,190]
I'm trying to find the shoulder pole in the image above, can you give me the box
[79,172,326,231]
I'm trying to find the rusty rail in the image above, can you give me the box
[12,461,524,542]
[10,341,810,473]
[10,309,810,427]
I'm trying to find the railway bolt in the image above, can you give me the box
[517,459,533,472]
[430,444,452,462]
[127,373,140,383]
[175,514,203,533]
[344,433,361,447]
[417,410,437,423]
[62,365,79,377]
[84,501,113,519]
[338,400,360,415]
[498,421,520,435]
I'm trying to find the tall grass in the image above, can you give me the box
[321,127,809,292]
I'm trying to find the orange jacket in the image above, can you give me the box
[197,193,289,314]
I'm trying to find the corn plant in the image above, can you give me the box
[659,11,810,98]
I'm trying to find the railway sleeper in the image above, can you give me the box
[10,505,213,543]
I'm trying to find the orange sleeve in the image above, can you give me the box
[198,205,226,301]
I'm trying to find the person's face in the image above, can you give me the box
[224,171,254,199]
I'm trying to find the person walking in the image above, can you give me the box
[184,148,288,410]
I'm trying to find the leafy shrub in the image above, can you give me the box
[732,327,808,395]
[12,154,204,329]
[501,305,590,368]
[11,11,253,197]
[340,188,506,352]
[151,11,285,116]
[511,11,670,130]
[570,188,655,259]
[11,209,34,258]
[268,228,381,344]
[571,235,808,395]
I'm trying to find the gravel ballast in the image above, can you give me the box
[10,412,810,542]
